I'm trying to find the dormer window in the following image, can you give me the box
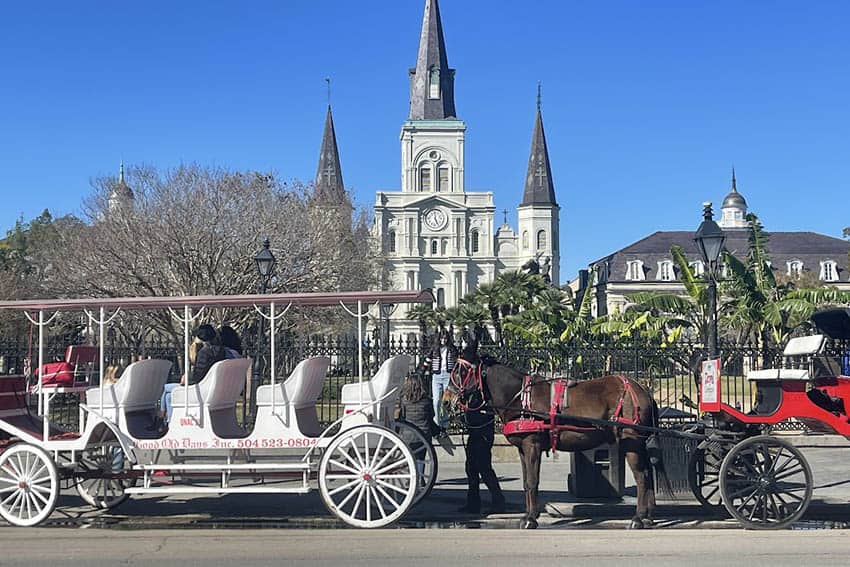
[657,260,675,281]
[820,260,838,282]
[626,260,645,281]
[787,260,803,278]
[429,67,440,99]
[689,261,705,276]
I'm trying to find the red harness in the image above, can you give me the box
[502,374,642,453]
[449,358,486,412]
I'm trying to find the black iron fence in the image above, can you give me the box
[2,331,848,431]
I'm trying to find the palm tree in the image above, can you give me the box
[406,304,436,338]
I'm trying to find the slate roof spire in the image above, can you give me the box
[521,85,557,206]
[314,104,346,202]
[408,0,456,120]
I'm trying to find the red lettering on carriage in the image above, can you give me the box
[179,417,197,427]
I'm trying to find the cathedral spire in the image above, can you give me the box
[408,0,456,120]
[314,104,345,202]
[731,166,737,192]
[521,89,557,207]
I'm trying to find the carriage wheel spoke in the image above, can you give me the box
[774,466,805,482]
[368,436,385,470]
[2,489,21,506]
[328,478,361,497]
[29,486,49,506]
[376,478,409,496]
[370,444,400,475]
[374,457,409,476]
[370,485,387,519]
[335,479,363,511]
[350,482,366,519]
[373,483,401,511]
[328,458,361,476]
[6,456,24,479]
[343,438,367,470]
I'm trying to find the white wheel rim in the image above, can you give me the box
[0,445,58,527]
[76,446,131,509]
[320,426,416,528]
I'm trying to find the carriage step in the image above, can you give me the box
[125,486,311,495]
[136,463,311,472]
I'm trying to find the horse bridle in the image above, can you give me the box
[449,357,487,412]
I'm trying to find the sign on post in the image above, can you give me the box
[699,358,721,413]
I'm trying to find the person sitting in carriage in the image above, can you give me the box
[160,324,227,422]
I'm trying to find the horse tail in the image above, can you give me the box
[647,399,675,499]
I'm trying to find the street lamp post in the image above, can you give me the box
[251,238,277,421]
[694,202,726,359]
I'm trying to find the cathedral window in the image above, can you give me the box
[431,240,438,255]
[436,288,445,307]
[470,230,479,254]
[420,167,432,192]
[820,260,838,282]
[787,260,803,278]
[438,167,449,192]
[537,230,547,250]
[522,231,529,250]
[625,260,645,281]
[441,239,448,255]
[429,67,440,99]
[657,260,675,281]
[388,230,396,254]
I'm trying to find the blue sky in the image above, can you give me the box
[1,1,849,282]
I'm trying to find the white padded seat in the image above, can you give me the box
[746,334,825,381]
[340,355,411,419]
[747,368,810,381]
[255,356,330,408]
[171,358,252,411]
[86,359,172,411]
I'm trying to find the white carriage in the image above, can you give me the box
[0,290,436,528]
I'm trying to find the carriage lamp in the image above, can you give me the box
[694,202,725,359]
[254,238,277,284]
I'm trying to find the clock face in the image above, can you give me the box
[423,208,447,231]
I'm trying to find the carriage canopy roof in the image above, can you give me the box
[811,308,850,340]
[0,289,435,312]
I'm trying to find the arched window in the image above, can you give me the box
[388,230,396,254]
[470,230,479,254]
[438,166,449,192]
[420,166,432,192]
[626,260,645,281]
[787,260,803,278]
[820,260,838,282]
[657,260,675,281]
[431,240,438,255]
[429,67,440,99]
[436,288,445,307]
[522,231,529,250]
[537,230,547,250]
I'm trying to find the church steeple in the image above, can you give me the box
[108,160,134,214]
[314,104,345,202]
[408,0,456,120]
[521,86,557,206]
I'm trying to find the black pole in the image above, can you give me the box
[707,275,719,359]
[250,278,268,422]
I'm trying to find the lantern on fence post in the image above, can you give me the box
[694,202,726,360]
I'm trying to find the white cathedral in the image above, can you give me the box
[362,0,561,335]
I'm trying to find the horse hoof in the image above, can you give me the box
[628,518,644,530]
[642,518,655,528]
[521,518,539,529]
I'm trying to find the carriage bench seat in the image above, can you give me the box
[747,368,810,381]
[747,335,826,381]
[171,358,252,411]
[340,355,411,419]
[255,357,330,408]
[86,359,172,412]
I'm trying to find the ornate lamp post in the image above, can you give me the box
[251,238,276,420]
[694,202,726,359]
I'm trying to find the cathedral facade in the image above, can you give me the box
[370,0,562,334]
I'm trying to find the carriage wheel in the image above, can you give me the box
[75,441,135,510]
[0,443,59,527]
[394,419,438,506]
[719,435,812,529]
[319,424,417,528]
[688,440,731,513]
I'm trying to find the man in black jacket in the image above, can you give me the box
[460,402,505,514]
[190,324,226,384]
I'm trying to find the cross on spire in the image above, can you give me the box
[502,208,508,225]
